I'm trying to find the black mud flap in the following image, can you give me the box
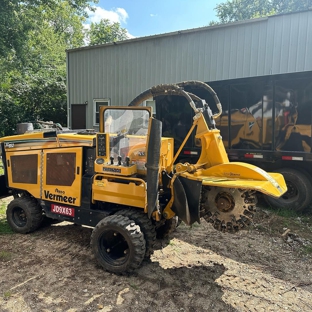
[171,176,202,225]
[146,118,162,218]
[0,175,10,199]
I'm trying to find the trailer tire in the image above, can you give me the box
[6,197,43,234]
[91,215,146,274]
[114,209,156,258]
[266,168,312,212]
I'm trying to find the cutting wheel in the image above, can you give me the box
[202,187,257,232]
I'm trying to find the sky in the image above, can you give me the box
[86,0,222,38]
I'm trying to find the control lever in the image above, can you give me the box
[110,156,114,165]
[125,156,130,167]
[117,155,122,166]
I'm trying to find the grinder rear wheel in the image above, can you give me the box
[7,197,43,234]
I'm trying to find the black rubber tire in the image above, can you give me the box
[266,168,312,212]
[155,216,179,239]
[114,209,156,258]
[6,197,43,234]
[91,215,146,274]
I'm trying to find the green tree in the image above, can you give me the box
[87,18,128,45]
[0,69,67,136]
[214,0,312,24]
[0,0,132,136]
[0,0,88,136]
[0,0,92,61]
[0,1,29,61]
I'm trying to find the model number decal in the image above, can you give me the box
[5,142,14,148]
[51,204,75,217]
[224,172,240,177]
[103,167,121,173]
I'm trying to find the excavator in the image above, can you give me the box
[0,81,286,273]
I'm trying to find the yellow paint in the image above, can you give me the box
[162,113,287,218]
[1,103,286,224]
[92,174,147,210]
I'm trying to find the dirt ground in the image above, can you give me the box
[1,197,312,312]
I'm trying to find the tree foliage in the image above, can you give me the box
[0,0,92,61]
[87,19,129,46]
[0,69,67,137]
[0,0,131,137]
[0,0,108,136]
[214,0,312,24]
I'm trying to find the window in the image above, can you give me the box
[140,98,156,117]
[93,99,110,126]
[144,99,156,117]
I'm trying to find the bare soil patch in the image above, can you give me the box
[1,198,312,312]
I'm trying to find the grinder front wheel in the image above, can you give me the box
[91,215,146,274]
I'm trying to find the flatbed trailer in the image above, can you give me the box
[155,71,312,211]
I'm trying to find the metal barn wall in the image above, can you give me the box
[67,10,312,128]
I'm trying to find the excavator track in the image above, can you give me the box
[201,187,257,233]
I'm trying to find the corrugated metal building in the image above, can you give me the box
[66,10,312,129]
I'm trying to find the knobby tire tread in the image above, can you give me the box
[114,209,156,258]
[7,197,43,234]
[91,215,146,274]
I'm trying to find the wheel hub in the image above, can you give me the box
[215,192,235,212]
[12,207,27,227]
[282,181,298,200]
[99,229,129,263]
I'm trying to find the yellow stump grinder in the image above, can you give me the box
[0,81,286,273]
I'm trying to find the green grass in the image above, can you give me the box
[3,290,12,299]
[261,202,302,218]
[0,158,3,175]
[302,245,312,255]
[189,223,201,229]
[129,283,139,290]
[0,250,12,262]
[260,200,312,227]
[274,208,299,219]
[0,202,13,234]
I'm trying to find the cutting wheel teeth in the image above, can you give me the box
[202,188,257,233]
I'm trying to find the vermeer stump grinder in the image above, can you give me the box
[0,81,286,273]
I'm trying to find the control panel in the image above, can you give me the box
[96,133,107,157]
[94,155,137,176]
